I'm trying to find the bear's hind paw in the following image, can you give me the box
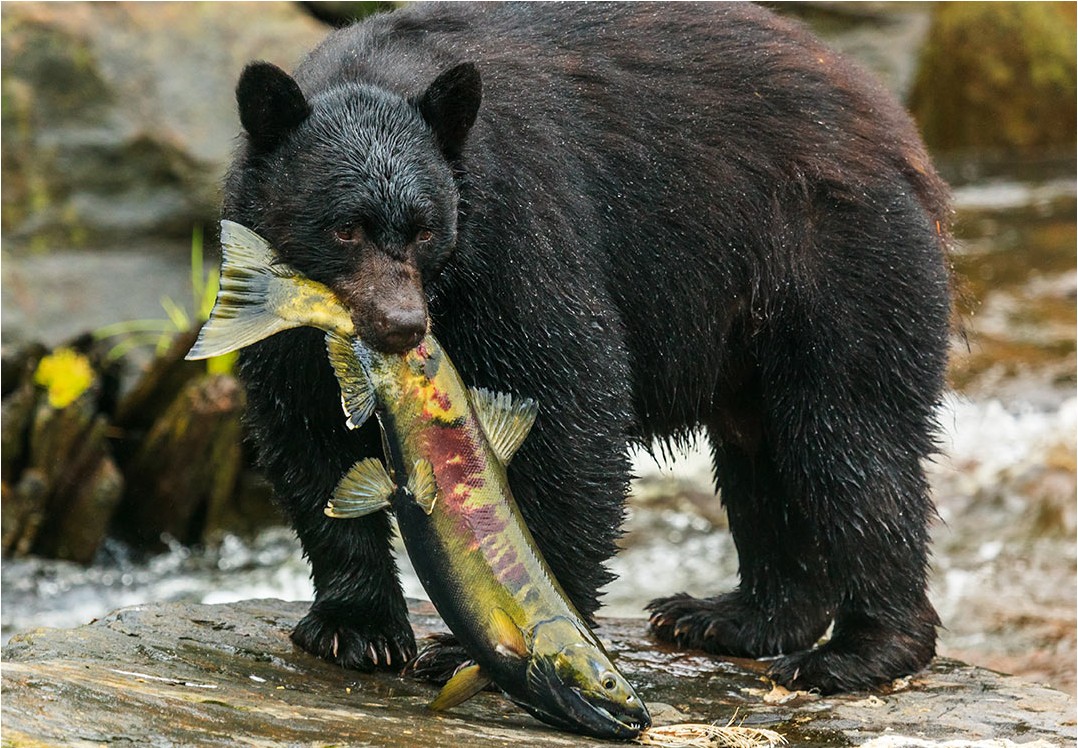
[403,633,471,685]
[767,635,933,694]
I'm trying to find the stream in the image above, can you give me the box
[3,154,1075,695]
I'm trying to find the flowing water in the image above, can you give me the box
[3,155,1075,695]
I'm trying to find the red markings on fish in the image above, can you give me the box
[420,422,487,512]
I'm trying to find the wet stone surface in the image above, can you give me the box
[2,599,1074,747]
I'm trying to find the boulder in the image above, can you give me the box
[908,2,1077,154]
[0,2,328,248]
[3,599,1074,747]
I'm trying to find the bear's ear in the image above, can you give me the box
[236,61,310,151]
[416,62,482,160]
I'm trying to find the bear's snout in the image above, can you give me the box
[368,304,427,354]
[336,255,429,354]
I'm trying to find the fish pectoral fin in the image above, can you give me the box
[407,459,438,515]
[325,332,376,429]
[429,663,491,711]
[490,608,528,658]
[325,458,395,518]
[186,221,299,360]
[468,387,538,464]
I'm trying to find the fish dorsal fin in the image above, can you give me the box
[186,221,298,360]
[490,608,528,658]
[429,663,491,711]
[325,458,394,518]
[325,332,376,430]
[468,387,537,464]
[407,459,438,515]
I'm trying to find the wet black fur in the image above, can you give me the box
[225,2,952,694]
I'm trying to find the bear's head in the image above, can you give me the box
[232,61,481,353]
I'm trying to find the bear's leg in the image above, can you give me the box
[240,331,416,672]
[648,427,837,659]
[288,507,416,672]
[651,211,948,691]
[650,369,941,692]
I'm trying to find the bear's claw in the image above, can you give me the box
[292,606,416,673]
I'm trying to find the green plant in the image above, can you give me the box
[94,226,238,374]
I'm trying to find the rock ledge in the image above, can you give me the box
[2,599,1074,747]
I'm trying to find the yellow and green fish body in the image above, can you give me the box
[188,221,650,738]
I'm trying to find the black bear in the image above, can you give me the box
[224,2,952,694]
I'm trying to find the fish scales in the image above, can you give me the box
[389,343,544,606]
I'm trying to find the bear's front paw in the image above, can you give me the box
[292,606,417,673]
[646,592,753,656]
[402,632,470,684]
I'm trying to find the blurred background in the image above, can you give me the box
[2,1,1075,696]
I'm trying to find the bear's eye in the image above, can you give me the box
[416,229,434,244]
[333,226,364,245]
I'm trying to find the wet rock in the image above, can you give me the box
[2,599,1074,747]
[0,2,328,248]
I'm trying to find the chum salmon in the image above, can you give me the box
[187,221,650,738]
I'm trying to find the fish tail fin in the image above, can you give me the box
[186,220,302,360]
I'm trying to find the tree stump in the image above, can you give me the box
[117,373,246,548]
[0,345,125,563]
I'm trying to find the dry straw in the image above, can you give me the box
[635,719,786,748]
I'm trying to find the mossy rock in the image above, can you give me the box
[0,2,329,249]
[910,2,1077,154]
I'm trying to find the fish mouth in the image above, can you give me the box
[516,686,651,739]
[569,686,652,737]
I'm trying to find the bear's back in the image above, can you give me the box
[294,2,945,226]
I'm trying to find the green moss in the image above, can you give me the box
[910,2,1077,154]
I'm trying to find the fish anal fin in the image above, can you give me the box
[325,332,376,430]
[429,663,490,711]
[326,458,394,519]
[468,387,538,464]
[490,607,528,658]
[407,459,438,515]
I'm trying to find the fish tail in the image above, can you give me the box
[186,221,309,360]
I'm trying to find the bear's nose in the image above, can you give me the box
[369,306,427,354]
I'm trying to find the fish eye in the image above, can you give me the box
[601,673,617,690]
